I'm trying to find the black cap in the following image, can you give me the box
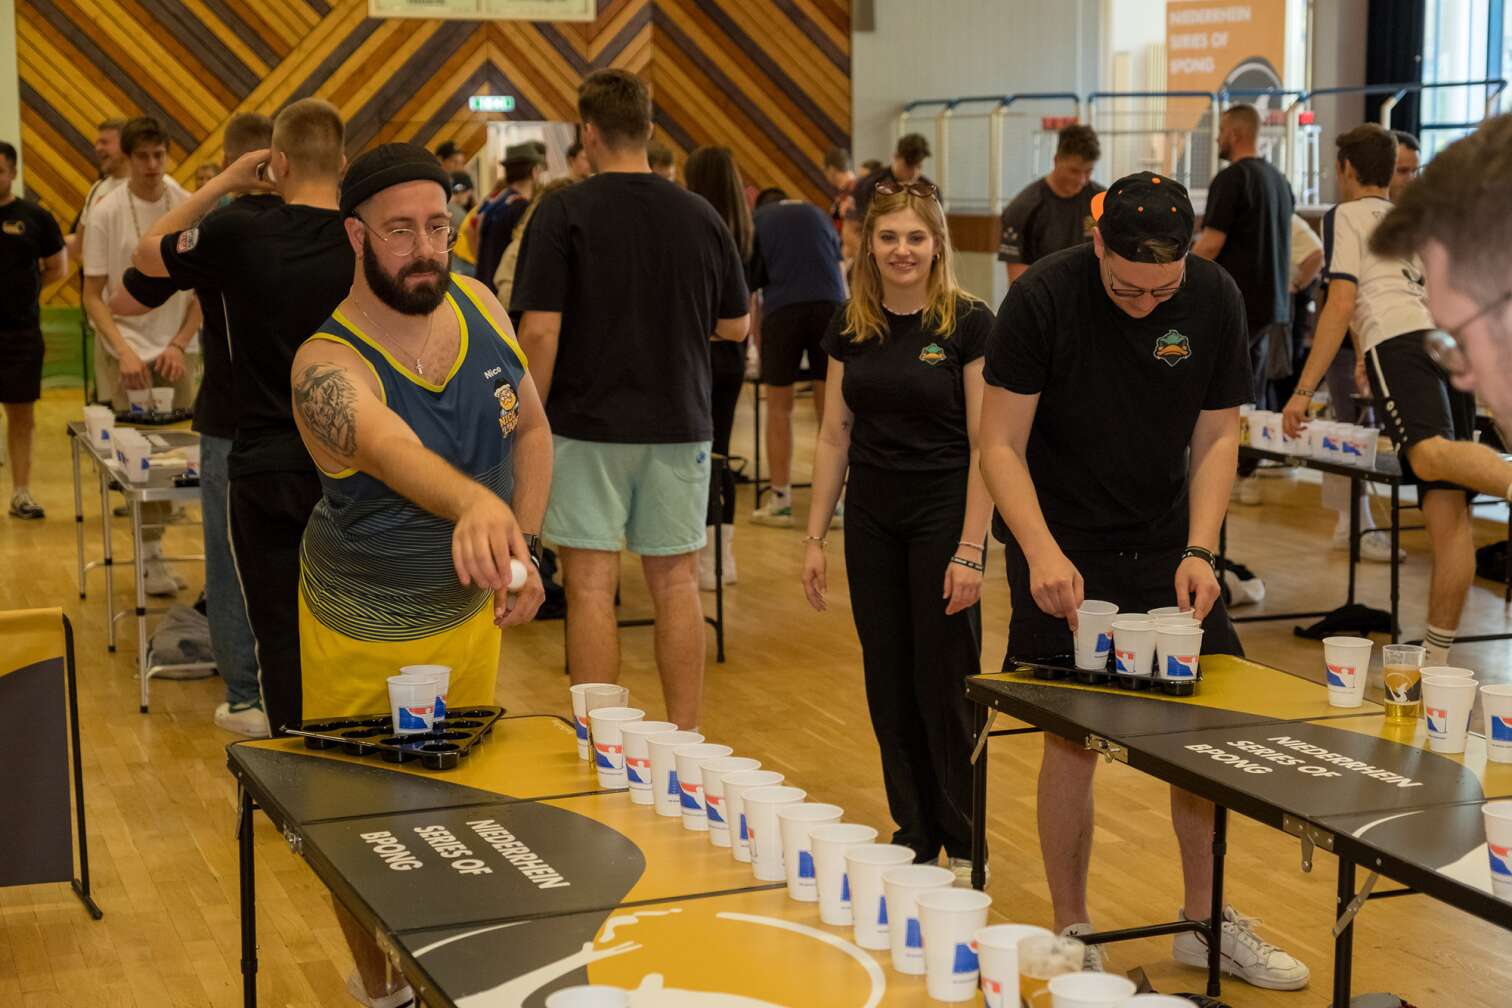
[449,171,474,193]
[1091,171,1195,262]
[340,142,452,218]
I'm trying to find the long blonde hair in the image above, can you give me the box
[843,189,973,343]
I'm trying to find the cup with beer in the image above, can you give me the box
[1016,933,1084,1007]
[1382,644,1426,723]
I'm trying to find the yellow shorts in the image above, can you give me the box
[298,592,502,721]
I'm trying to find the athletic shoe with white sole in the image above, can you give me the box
[8,490,44,519]
[1331,528,1404,563]
[1172,905,1310,990]
[1060,922,1106,972]
[751,499,795,527]
[143,557,179,597]
[946,857,989,888]
[1231,477,1262,506]
[215,702,271,738]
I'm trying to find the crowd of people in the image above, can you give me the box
[7,68,1512,1005]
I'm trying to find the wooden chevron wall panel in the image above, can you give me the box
[18,0,849,305]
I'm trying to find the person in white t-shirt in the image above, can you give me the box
[80,116,202,596]
[82,116,200,414]
[1284,124,1512,667]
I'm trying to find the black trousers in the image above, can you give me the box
[228,470,322,735]
[844,464,980,862]
[707,340,744,526]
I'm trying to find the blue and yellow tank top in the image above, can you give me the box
[298,275,528,642]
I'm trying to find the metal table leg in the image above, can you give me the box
[1390,483,1401,642]
[969,703,989,891]
[239,787,259,1008]
[72,433,86,600]
[1207,805,1228,999]
[132,498,150,713]
[1346,474,1360,604]
[751,378,764,504]
[1333,858,1355,1008]
[101,466,116,652]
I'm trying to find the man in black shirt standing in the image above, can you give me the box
[980,173,1308,990]
[998,124,1104,287]
[0,141,67,520]
[513,69,749,730]
[129,98,353,736]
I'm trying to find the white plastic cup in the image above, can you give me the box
[1356,426,1380,469]
[1048,971,1138,1008]
[1154,626,1203,682]
[1484,800,1512,899]
[647,730,703,817]
[150,387,174,415]
[973,923,1053,1008]
[1421,666,1477,679]
[1422,676,1478,754]
[1146,606,1186,618]
[702,756,760,846]
[776,802,843,901]
[1111,619,1156,677]
[399,664,450,720]
[587,707,644,789]
[672,743,733,830]
[1323,636,1373,708]
[126,387,151,416]
[568,683,627,761]
[882,863,955,975]
[83,405,115,451]
[1482,684,1512,764]
[743,785,807,882]
[116,440,151,484]
[181,442,201,477]
[723,769,784,863]
[1074,601,1118,671]
[811,823,878,926]
[1256,411,1280,450]
[916,888,992,1002]
[617,720,676,804]
[544,987,630,1008]
[387,675,438,734]
[844,843,916,950]
[1324,421,1349,462]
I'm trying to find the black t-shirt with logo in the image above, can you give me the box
[159,202,353,477]
[0,197,64,330]
[820,296,992,471]
[510,172,749,443]
[997,178,1104,267]
[1204,156,1294,329]
[984,245,1251,550]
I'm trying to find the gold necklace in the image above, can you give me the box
[357,301,436,376]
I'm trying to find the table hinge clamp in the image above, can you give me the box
[1333,870,1380,936]
[1282,814,1334,872]
[971,711,999,764]
[282,825,303,856]
[1084,735,1128,764]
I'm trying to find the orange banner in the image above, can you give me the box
[1167,0,1288,121]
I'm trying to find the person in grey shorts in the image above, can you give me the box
[511,69,749,729]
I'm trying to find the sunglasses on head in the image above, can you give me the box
[874,179,939,200]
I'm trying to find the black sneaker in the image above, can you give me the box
[9,491,44,520]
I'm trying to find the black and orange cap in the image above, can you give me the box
[1091,171,1195,262]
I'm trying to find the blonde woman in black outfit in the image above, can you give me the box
[802,182,992,879]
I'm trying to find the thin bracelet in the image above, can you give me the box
[802,535,827,548]
[949,555,985,572]
[956,540,985,553]
[1291,386,1316,398]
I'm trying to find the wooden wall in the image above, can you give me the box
[17,0,850,304]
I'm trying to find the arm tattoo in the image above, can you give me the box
[294,363,358,457]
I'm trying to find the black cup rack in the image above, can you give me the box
[114,408,194,426]
[1008,655,1200,697]
[293,706,505,770]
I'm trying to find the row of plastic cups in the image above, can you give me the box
[1074,602,1203,681]
[385,664,451,733]
[1305,420,1380,468]
[125,386,176,416]
[110,426,153,484]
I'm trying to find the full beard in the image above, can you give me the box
[363,240,448,316]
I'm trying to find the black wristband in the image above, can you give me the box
[523,533,543,567]
[949,555,985,573]
[1181,546,1217,570]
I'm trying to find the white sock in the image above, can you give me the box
[771,484,792,503]
[1424,625,1456,668]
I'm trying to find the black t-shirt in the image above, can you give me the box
[997,178,1103,266]
[475,190,529,293]
[984,245,1251,551]
[511,172,749,443]
[820,296,991,471]
[848,167,939,222]
[0,197,64,330]
[748,200,845,316]
[1204,157,1293,329]
[159,202,353,477]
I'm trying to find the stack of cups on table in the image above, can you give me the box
[386,664,451,734]
[112,427,152,484]
[83,404,115,452]
[1084,606,1201,685]
[567,682,1168,1003]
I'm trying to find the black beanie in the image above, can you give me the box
[340,142,452,218]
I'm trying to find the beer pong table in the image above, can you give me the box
[966,657,1512,1008]
[228,714,944,1007]
[66,420,211,710]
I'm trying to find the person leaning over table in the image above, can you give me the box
[977,171,1310,989]
[801,177,992,883]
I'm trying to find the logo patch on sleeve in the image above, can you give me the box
[176,228,199,253]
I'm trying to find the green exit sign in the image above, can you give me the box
[469,95,515,113]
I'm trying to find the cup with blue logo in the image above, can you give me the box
[1482,685,1512,764]
[1075,601,1119,671]
[398,664,450,722]
[568,683,627,761]
[916,888,992,1002]
[126,387,152,417]
[743,785,807,882]
[588,706,644,789]
[881,864,955,974]
[672,742,733,830]
[1485,800,1512,900]
[619,720,678,805]
[701,756,761,847]
[776,802,843,901]
[386,674,439,734]
[843,843,915,950]
[646,730,704,818]
[1154,626,1203,683]
[1111,618,1157,678]
[83,404,114,451]
[722,769,784,863]
[1323,636,1373,708]
[972,924,1052,1008]
[810,822,878,926]
[1421,675,1478,754]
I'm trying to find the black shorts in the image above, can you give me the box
[1365,331,1475,496]
[1002,536,1243,667]
[760,300,839,387]
[0,327,44,404]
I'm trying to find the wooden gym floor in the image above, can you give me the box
[2,385,1510,1007]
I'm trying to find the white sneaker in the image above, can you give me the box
[751,498,794,527]
[215,702,271,738]
[143,558,179,596]
[1331,528,1403,563]
[946,857,990,888]
[1060,922,1105,972]
[1231,477,1262,506]
[345,972,414,1008]
[1172,905,1310,991]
